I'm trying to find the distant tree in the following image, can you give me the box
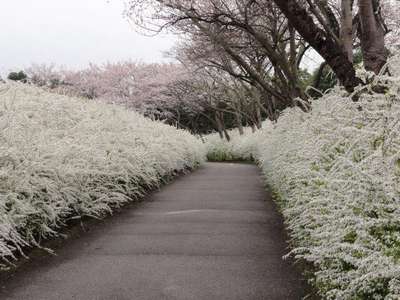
[26,62,225,135]
[7,71,28,83]
[26,63,62,88]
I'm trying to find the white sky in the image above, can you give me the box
[0,0,176,76]
[0,0,321,78]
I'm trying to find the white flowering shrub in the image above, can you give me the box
[0,83,205,268]
[205,58,400,299]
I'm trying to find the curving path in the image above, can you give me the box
[0,163,311,300]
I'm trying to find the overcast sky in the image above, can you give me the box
[0,0,176,76]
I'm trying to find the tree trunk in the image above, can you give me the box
[223,127,231,142]
[244,24,305,101]
[236,111,244,135]
[250,123,256,133]
[273,0,362,92]
[192,18,292,105]
[254,101,262,129]
[287,24,307,101]
[215,112,224,139]
[340,0,354,63]
[358,0,387,73]
[215,111,230,141]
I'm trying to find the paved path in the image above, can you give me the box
[0,163,311,300]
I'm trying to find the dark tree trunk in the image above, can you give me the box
[358,0,387,73]
[236,111,244,135]
[215,112,224,139]
[223,127,231,142]
[215,111,230,141]
[254,102,262,129]
[250,123,256,133]
[340,0,354,63]
[273,0,363,92]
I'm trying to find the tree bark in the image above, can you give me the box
[250,123,256,133]
[242,24,305,100]
[223,127,231,142]
[191,18,292,106]
[254,97,262,129]
[215,112,224,139]
[340,0,354,63]
[235,111,244,135]
[357,0,387,73]
[273,0,362,92]
[215,111,230,141]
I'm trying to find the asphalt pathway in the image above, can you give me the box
[0,163,311,300]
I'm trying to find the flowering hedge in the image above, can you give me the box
[0,84,205,268]
[205,57,400,299]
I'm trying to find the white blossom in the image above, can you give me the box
[0,83,206,269]
[206,55,400,299]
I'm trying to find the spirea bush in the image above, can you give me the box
[0,83,205,268]
[205,58,400,299]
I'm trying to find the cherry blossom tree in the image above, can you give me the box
[125,0,313,111]
[26,61,238,136]
[126,0,399,93]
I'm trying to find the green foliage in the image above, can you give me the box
[206,149,253,162]
[298,68,313,91]
[343,231,357,243]
[353,50,364,66]
[207,149,232,161]
[310,64,336,97]
[7,71,28,82]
